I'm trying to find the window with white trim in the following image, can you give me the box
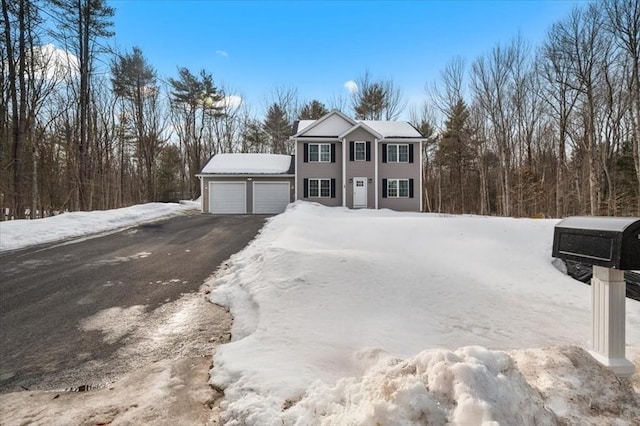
[309,143,331,162]
[355,141,366,161]
[308,178,331,197]
[387,179,409,198]
[387,144,409,163]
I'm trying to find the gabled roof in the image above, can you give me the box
[292,110,423,139]
[292,109,356,137]
[200,153,293,174]
[338,121,383,140]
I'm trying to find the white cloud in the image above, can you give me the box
[344,80,358,93]
[35,43,79,81]
[213,95,242,110]
[216,50,229,57]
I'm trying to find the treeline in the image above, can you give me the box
[417,0,639,217]
[1,0,638,220]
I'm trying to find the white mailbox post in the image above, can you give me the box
[589,265,634,377]
[552,217,640,378]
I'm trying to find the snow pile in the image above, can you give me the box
[282,346,555,425]
[0,202,197,252]
[209,201,640,424]
[200,153,292,174]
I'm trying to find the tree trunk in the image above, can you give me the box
[31,147,37,219]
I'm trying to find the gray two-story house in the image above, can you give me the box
[292,110,424,212]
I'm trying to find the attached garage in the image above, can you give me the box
[197,153,295,215]
[253,182,290,214]
[209,182,246,214]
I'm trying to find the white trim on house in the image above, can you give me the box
[196,174,294,178]
[200,177,205,213]
[378,138,425,143]
[342,137,347,207]
[291,137,341,142]
[374,138,379,209]
[294,140,298,202]
[337,122,383,140]
[419,140,423,212]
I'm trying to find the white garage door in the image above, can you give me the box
[253,182,290,214]
[210,182,246,214]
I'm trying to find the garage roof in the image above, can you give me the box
[200,153,294,174]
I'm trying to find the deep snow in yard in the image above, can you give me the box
[0,200,199,252]
[210,202,640,425]
[1,200,639,424]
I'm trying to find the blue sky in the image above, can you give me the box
[107,0,591,117]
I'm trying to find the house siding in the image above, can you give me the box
[378,142,421,211]
[344,128,376,209]
[301,114,354,136]
[296,140,343,207]
[200,175,294,213]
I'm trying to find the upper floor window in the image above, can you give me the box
[309,143,331,162]
[355,141,366,161]
[349,141,370,162]
[387,144,409,163]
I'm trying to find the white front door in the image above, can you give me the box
[353,177,367,208]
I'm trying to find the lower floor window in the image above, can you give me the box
[309,178,331,197]
[387,179,409,198]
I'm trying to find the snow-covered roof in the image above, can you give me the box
[200,153,293,174]
[556,216,640,232]
[359,120,421,138]
[296,120,315,133]
[293,111,422,139]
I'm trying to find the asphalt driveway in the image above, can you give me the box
[0,213,267,393]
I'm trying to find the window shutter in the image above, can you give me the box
[303,144,308,163]
[330,179,336,198]
[409,144,414,163]
[349,141,354,161]
[382,179,388,198]
[366,141,371,161]
[331,143,336,163]
[409,179,414,198]
[303,178,308,198]
[382,144,387,163]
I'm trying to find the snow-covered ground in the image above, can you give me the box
[210,202,640,425]
[2,200,638,424]
[0,200,199,252]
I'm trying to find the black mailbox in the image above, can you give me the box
[552,217,640,270]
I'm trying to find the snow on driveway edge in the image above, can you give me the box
[0,201,200,252]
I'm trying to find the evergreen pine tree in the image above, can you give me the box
[439,98,473,213]
[299,100,329,119]
[263,103,291,154]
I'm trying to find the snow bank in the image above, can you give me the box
[0,202,198,252]
[283,346,555,425]
[209,202,640,424]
